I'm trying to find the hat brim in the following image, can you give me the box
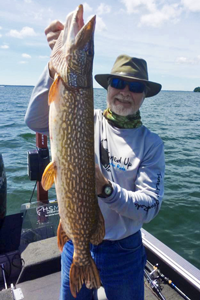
[95,74,162,98]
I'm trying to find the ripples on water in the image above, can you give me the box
[0,86,199,269]
[141,91,200,268]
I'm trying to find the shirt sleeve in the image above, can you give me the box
[99,141,165,223]
[24,64,53,135]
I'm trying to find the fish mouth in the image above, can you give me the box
[64,5,96,45]
[74,5,84,35]
[50,5,96,85]
[74,7,96,46]
[75,4,96,31]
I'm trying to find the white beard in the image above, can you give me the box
[109,103,134,116]
[107,96,136,116]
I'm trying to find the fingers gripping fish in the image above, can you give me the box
[41,5,105,298]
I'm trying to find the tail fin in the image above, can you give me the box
[70,257,101,298]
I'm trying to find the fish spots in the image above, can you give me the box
[72,180,76,189]
[50,88,100,254]
[69,181,72,190]
[66,192,72,199]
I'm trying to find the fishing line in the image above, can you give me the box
[29,181,37,204]
[11,252,24,270]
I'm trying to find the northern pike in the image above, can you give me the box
[41,4,105,298]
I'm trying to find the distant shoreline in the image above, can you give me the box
[0,84,34,88]
[0,85,197,92]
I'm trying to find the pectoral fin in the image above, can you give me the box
[57,220,70,251]
[49,75,62,105]
[90,207,105,245]
[41,161,56,191]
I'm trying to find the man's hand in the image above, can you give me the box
[95,164,110,195]
[45,20,64,79]
[45,20,64,50]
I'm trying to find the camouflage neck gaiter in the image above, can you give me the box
[103,108,142,129]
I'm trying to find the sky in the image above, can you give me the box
[0,0,200,91]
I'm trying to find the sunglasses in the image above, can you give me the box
[108,77,146,93]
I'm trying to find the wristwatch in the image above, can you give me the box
[98,181,113,198]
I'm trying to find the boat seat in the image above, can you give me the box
[17,236,60,283]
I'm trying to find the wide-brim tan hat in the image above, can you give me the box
[95,55,162,98]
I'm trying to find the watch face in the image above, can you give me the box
[104,185,112,195]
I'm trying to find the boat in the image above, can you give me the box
[0,133,200,300]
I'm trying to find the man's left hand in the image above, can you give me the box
[95,164,110,195]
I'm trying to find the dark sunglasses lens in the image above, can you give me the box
[110,78,125,89]
[109,78,145,93]
[129,82,145,93]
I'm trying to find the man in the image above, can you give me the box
[25,20,164,300]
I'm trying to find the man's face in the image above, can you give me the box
[107,78,145,116]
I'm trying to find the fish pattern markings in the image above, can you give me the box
[41,5,105,298]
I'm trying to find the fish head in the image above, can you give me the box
[51,5,96,89]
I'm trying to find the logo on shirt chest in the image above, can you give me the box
[100,139,132,172]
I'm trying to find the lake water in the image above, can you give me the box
[0,85,200,270]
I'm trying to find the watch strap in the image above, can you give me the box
[98,181,113,198]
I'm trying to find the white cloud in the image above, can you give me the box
[83,2,93,13]
[19,61,28,64]
[96,15,107,32]
[0,27,2,30]
[139,4,182,27]
[24,0,32,3]
[176,56,187,63]
[97,3,111,15]
[0,45,9,49]
[0,34,2,38]
[22,53,31,58]
[181,0,200,12]
[121,0,157,14]
[176,56,196,64]
[8,27,37,39]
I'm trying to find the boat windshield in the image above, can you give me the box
[20,200,59,251]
